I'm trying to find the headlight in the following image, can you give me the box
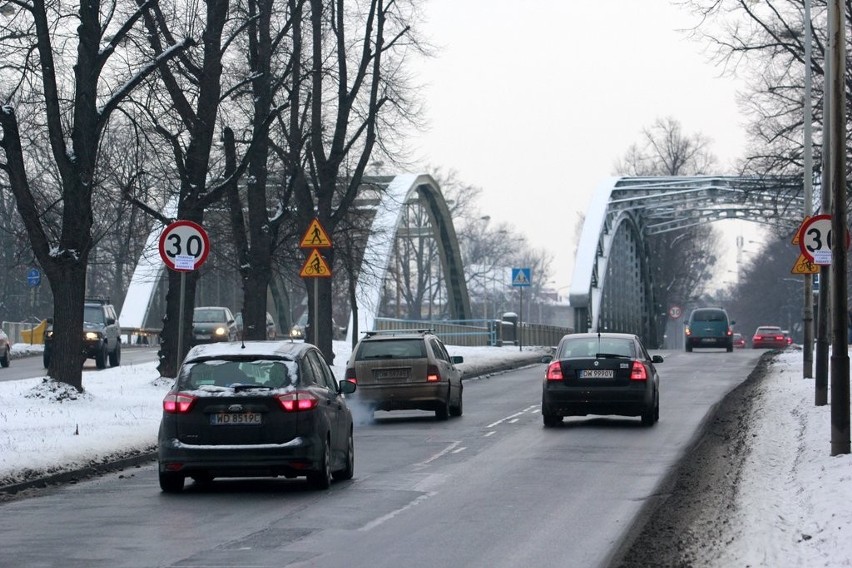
[85,332,101,340]
[214,327,227,336]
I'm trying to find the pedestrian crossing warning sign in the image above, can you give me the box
[300,218,332,248]
[300,249,332,278]
[512,267,531,287]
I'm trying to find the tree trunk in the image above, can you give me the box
[43,261,88,390]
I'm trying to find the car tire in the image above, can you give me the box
[435,396,450,421]
[332,430,355,481]
[159,471,185,493]
[109,341,121,367]
[308,436,332,490]
[685,343,693,352]
[543,414,562,427]
[95,344,107,369]
[641,406,655,427]
[43,348,51,369]
[449,386,463,417]
[0,345,9,368]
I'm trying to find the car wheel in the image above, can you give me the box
[0,345,9,368]
[308,436,332,490]
[159,471,185,493]
[43,348,51,369]
[109,341,121,367]
[543,413,562,427]
[685,343,693,352]
[449,386,463,417]
[435,396,450,421]
[95,344,107,369]
[641,406,655,427]
[332,430,355,481]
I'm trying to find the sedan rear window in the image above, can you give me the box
[557,338,634,359]
[356,339,427,360]
[180,359,298,390]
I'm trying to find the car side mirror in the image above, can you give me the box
[730,320,736,326]
[451,355,464,364]
[652,355,664,363]
[106,317,115,325]
[540,355,553,364]
[339,379,356,394]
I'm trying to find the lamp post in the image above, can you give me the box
[802,0,815,379]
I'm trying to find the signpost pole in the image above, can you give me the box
[802,0,814,379]
[177,272,185,373]
[519,287,523,352]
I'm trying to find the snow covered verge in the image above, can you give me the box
[614,348,852,568]
[0,342,548,493]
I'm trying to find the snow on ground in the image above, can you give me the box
[1,343,851,565]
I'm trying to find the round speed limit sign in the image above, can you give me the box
[798,214,849,265]
[159,220,210,272]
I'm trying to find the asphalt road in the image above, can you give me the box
[0,348,765,568]
[0,346,160,382]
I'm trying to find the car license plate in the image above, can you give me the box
[701,338,715,343]
[375,369,408,380]
[580,369,614,379]
[196,334,210,340]
[210,412,262,425]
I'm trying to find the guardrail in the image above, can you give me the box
[372,317,572,348]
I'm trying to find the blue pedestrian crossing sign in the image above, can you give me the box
[26,267,41,288]
[512,268,531,287]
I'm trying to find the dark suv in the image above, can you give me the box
[43,298,122,369]
[344,329,464,420]
[684,307,735,352]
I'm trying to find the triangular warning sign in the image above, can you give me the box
[300,249,333,278]
[300,218,332,248]
[791,253,818,275]
[791,216,811,245]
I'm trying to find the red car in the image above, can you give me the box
[732,333,746,348]
[752,326,787,349]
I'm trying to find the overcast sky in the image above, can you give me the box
[409,0,750,291]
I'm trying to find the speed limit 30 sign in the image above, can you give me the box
[159,220,210,271]
[798,214,849,266]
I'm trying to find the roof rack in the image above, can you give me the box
[85,297,111,304]
[363,328,433,337]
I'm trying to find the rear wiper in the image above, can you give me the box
[229,383,272,391]
[595,353,631,359]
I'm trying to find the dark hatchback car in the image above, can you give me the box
[157,340,356,492]
[344,329,464,420]
[191,306,238,345]
[541,332,663,427]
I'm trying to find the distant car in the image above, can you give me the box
[0,328,10,367]
[43,298,122,369]
[541,332,663,427]
[783,330,794,346]
[191,307,238,345]
[752,326,787,349]
[157,340,357,492]
[234,312,277,340]
[684,307,735,352]
[344,329,464,420]
[732,333,746,348]
[290,313,346,341]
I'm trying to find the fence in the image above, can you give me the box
[372,317,572,348]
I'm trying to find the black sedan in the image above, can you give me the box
[157,340,357,492]
[541,332,663,427]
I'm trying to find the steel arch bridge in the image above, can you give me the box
[568,175,804,345]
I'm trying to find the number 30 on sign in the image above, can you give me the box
[798,214,850,266]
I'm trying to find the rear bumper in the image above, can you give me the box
[158,435,322,477]
[352,382,448,411]
[686,336,731,348]
[542,385,652,418]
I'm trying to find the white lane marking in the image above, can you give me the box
[451,447,466,454]
[484,431,496,437]
[487,411,525,428]
[359,492,436,531]
[508,418,520,424]
[417,441,462,466]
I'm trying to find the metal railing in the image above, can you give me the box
[372,317,572,348]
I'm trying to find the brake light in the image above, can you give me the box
[345,367,357,383]
[753,335,763,341]
[163,393,197,414]
[630,361,648,381]
[545,361,563,381]
[427,365,441,382]
[726,328,733,336]
[276,392,319,411]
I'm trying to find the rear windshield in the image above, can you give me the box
[556,337,635,359]
[179,359,298,390]
[356,339,427,360]
[692,309,727,322]
[756,327,782,334]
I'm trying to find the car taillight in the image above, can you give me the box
[545,361,563,381]
[753,335,762,341]
[726,328,733,336]
[630,361,648,381]
[345,367,357,383]
[427,365,441,382]
[276,391,319,411]
[684,327,692,336]
[163,393,197,414]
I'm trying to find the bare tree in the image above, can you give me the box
[0,0,190,389]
